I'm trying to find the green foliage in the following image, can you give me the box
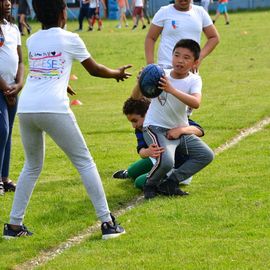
[1,11,270,269]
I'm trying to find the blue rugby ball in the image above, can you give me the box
[139,64,165,98]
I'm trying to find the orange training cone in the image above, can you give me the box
[70,74,78,80]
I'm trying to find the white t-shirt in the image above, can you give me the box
[134,0,143,7]
[152,4,213,67]
[0,21,21,85]
[143,69,202,129]
[18,27,90,113]
[90,0,99,8]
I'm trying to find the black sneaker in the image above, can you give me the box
[132,25,137,31]
[101,215,125,240]
[158,178,189,196]
[112,170,129,179]
[144,184,157,199]
[142,25,146,29]
[3,179,16,192]
[0,182,4,196]
[3,223,33,239]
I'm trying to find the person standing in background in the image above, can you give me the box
[143,0,150,24]
[116,0,129,28]
[212,0,230,25]
[131,0,146,30]
[145,0,219,69]
[0,0,24,196]
[76,0,91,31]
[88,0,107,31]
[17,0,31,35]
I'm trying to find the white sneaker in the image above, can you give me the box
[181,176,193,185]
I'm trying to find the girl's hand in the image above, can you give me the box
[5,83,22,96]
[115,64,132,82]
[158,76,174,93]
[147,143,165,158]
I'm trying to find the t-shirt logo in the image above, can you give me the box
[28,51,65,79]
[171,20,177,29]
[0,35,4,47]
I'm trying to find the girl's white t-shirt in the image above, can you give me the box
[18,28,90,113]
[90,0,99,8]
[152,4,213,67]
[134,0,143,7]
[143,69,202,129]
[0,21,21,85]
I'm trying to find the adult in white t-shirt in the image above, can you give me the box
[145,0,219,68]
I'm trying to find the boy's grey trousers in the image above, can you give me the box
[143,125,214,186]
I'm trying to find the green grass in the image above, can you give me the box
[0,10,270,270]
[38,127,270,270]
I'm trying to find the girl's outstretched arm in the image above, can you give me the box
[81,57,132,82]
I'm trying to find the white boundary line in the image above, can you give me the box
[214,117,270,155]
[14,117,270,270]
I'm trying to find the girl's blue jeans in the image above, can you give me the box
[0,91,17,178]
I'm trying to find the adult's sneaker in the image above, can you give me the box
[3,179,16,192]
[3,223,33,239]
[112,169,129,179]
[101,215,125,240]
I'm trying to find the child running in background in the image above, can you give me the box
[76,0,91,32]
[116,0,129,29]
[212,0,230,25]
[17,0,32,35]
[133,39,214,199]
[3,0,131,239]
[131,0,146,30]
[113,97,204,190]
[88,0,106,31]
[0,0,24,196]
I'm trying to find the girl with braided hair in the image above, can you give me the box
[3,0,131,240]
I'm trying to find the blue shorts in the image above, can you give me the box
[89,7,99,18]
[218,3,228,14]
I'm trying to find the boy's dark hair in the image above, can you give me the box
[123,97,150,117]
[32,0,66,27]
[173,39,201,61]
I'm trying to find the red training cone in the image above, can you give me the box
[71,99,82,106]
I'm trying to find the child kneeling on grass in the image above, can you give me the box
[3,0,131,240]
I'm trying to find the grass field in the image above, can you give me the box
[0,10,270,270]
